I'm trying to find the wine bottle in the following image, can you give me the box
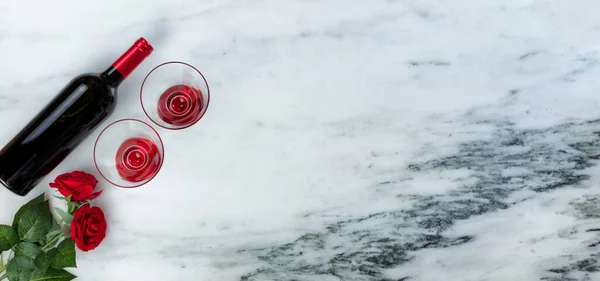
[0,38,153,196]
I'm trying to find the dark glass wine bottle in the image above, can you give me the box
[0,38,153,196]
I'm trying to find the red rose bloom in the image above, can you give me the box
[70,204,107,252]
[49,171,102,201]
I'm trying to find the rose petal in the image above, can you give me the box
[76,184,95,201]
[57,188,72,199]
[62,179,84,186]
[88,175,99,187]
[56,173,70,181]
[88,190,103,200]
[71,171,99,187]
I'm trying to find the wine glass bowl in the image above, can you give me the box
[140,61,210,130]
[94,118,164,188]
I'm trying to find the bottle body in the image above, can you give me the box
[0,38,153,196]
[0,74,117,196]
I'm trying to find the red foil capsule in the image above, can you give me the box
[113,38,153,78]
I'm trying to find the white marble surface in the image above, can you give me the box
[2,0,600,280]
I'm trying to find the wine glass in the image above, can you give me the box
[94,118,164,188]
[140,61,210,130]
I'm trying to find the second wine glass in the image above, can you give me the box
[94,118,164,188]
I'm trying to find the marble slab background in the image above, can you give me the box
[2,0,600,280]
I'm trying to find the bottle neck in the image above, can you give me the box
[101,66,125,87]
[103,38,153,87]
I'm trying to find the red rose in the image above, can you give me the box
[70,204,107,252]
[49,171,102,201]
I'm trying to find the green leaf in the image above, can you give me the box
[18,202,53,242]
[35,249,57,271]
[29,268,76,281]
[47,223,63,237]
[54,208,73,225]
[13,242,42,260]
[53,195,65,200]
[0,224,18,251]
[6,255,35,281]
[13,194,45,228]
[41,225,61,246]
[51,239,76,269]
[41,224,62,246]
[45,230,64,242]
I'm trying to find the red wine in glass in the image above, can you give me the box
[115,137,162,183]
[157,85,205,127]
[141,61,210,130]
